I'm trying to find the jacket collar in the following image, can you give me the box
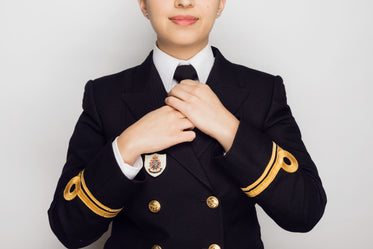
[122,47,249,116]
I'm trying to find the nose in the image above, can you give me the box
[175,0,194,8]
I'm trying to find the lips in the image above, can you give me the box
[169,15,198,26]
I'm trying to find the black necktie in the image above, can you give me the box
[173,65,206,156]
[173,65,198,83]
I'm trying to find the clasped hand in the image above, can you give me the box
[166,80,235,140]
[118,80,238,165]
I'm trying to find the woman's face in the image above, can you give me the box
[138,0,225,51]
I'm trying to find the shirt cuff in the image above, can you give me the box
[112,137,143,180]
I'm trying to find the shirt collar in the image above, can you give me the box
[152,43,215,93]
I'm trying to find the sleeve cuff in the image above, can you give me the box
[63,170,123,218]
[241,142,298,197]
[79,140,146,210]
[112,137,143,180]
[214,120,298,198]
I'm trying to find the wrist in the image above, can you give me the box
[214,112,239,152]
[117,133,142,165]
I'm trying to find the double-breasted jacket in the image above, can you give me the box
[48,47,327,249]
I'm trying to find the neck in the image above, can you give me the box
[156,39,209,60]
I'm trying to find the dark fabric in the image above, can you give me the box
[173,64,198,82]
[48,47,327,249]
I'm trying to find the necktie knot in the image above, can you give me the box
[173,65,198,83]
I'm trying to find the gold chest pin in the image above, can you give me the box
[144,153,167,177]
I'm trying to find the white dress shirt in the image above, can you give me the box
[112,43,215,180]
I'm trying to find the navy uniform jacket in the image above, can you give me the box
[48,47,327,249]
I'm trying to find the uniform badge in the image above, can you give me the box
[144,153,166,177]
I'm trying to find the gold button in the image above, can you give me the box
[148,200,161,213]
[209,244,221,249]
[206,196,219,209]
[152,245,162,249]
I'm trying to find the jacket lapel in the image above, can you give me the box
[121,52,168,119]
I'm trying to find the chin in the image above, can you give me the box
[171,35,205,47]
[173,39,200,47]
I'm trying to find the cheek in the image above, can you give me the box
[148,15,166,33]
[200,3,219,25]
[200,1,219,13]
[148,5,170,32]
[201,14,218,32]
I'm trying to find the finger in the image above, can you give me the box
[165,96,188,115]
[169,108,186,118]
[169,84,194,101]
[160,105,174,111]
[178,81,208,99]
[175,111,186,119]
[179,79,199,85]
[176,82,199,94]
[179,118,195,130]
[177,130,196,143]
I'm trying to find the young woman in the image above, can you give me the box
[48,1,327,248]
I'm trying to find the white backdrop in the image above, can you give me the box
[1,0,372,248]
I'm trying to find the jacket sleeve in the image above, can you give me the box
[213,76,327,232]
[48,80,145,248]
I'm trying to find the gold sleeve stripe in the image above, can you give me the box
[241,142,298,197]
[80,170,122,213]
[63,171,123,218]
[241,142,277,193]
